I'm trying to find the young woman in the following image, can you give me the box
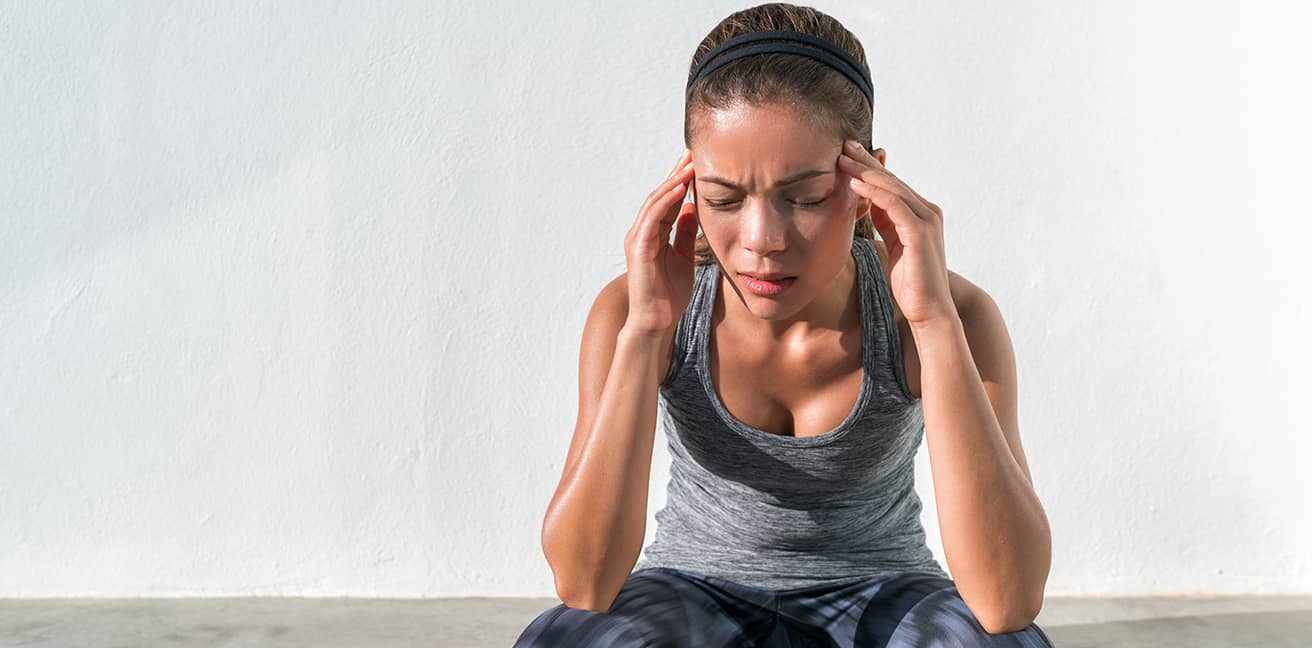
[516,4,1054,646]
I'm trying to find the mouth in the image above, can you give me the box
[738,273,798,296]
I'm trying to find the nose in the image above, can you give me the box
[741,202,789,256]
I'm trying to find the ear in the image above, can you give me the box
[873,147,887,167]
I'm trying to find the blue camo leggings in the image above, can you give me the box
[514,567,1055,647]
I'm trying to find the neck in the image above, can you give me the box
[718,253,858,344]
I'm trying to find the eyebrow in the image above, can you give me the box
[697,169,833,191]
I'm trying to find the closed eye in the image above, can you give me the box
[705,196,829,209]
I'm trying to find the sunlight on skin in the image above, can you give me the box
[689,101,886,345]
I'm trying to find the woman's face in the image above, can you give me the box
[690,102,870,322]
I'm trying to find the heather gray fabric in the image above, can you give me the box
[632,236,949,590]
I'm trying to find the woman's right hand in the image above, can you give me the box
[622,148,700,338]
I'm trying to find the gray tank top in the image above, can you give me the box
[632,236,948,590]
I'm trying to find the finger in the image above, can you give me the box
[641,160,694,221]
[864,147,940,215]
[838,143,924,210]
[662,158,695,194]
[860,197,900,252]
[637,178,691,252]
[849,175,924,246]
[866,205,900,253]
[671,200,699,259]
[667,148,692,178]
[844,139,881,167]
[652,180,691,251]
[838,153,936,222]
[841,141,941,218]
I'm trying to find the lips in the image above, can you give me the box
[739,273,797,296]
[740,272,795,280]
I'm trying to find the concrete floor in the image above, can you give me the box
[1,595,1310,647]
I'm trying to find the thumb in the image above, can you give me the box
[671,202,699,261]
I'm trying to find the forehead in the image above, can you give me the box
[692,103,836,187]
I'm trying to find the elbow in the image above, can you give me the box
[544,555,609,612]
[541,523,636,614]
[543,545,616,613]
[560,594,615,614]
[980,614,1037,636]
[974,546,1051,634]
[977,597,1042,635]
[545,548,617,614]
[554,579,615,613]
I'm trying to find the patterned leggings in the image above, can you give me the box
[513,567,1055,647]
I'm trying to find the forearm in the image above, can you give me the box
[911,315,1051,632]
[541,326,665,611]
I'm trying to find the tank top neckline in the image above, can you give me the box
[695,237,877,447]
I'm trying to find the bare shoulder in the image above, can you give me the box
[582,273,631,361]
[947,270,988,319]
[592,272,629,322]
[583,272,676,386]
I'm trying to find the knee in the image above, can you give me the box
[897,588,1053,646]
[512,603,644,648]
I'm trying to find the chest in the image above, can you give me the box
[707,247,923,439]
[707,315,921,439]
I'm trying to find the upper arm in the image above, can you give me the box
[953,273,1034,486]
[565,273,630,483]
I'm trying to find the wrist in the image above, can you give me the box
[909,313,965,340]
[618,324,672,346]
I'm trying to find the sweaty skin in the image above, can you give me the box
[679,102,917,438]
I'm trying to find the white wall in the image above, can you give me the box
[1,1,1308,597]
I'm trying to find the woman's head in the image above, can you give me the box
[683,3,881,321]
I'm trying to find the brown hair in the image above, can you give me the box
[684,3,877,266]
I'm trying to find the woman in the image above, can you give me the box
[516,3,1054,646]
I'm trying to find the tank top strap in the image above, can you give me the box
[854,236,917,401]
[851,236,879,380]
[660,260,716,388]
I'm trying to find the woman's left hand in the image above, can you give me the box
[838,140,956,329]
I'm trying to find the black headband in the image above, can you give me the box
[685,29,873,107]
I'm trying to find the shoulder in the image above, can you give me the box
[942,269,1015,408]
[948,270,990,322]
[597,271,629,311]
[584,271,678,379]
[581,272,628,336]
[947,273,1011,376]
[943,266,1004,354]
[586,272,633,343]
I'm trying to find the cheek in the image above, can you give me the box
[698,220,731,247]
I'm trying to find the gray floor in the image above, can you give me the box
[2,595,1310,647]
